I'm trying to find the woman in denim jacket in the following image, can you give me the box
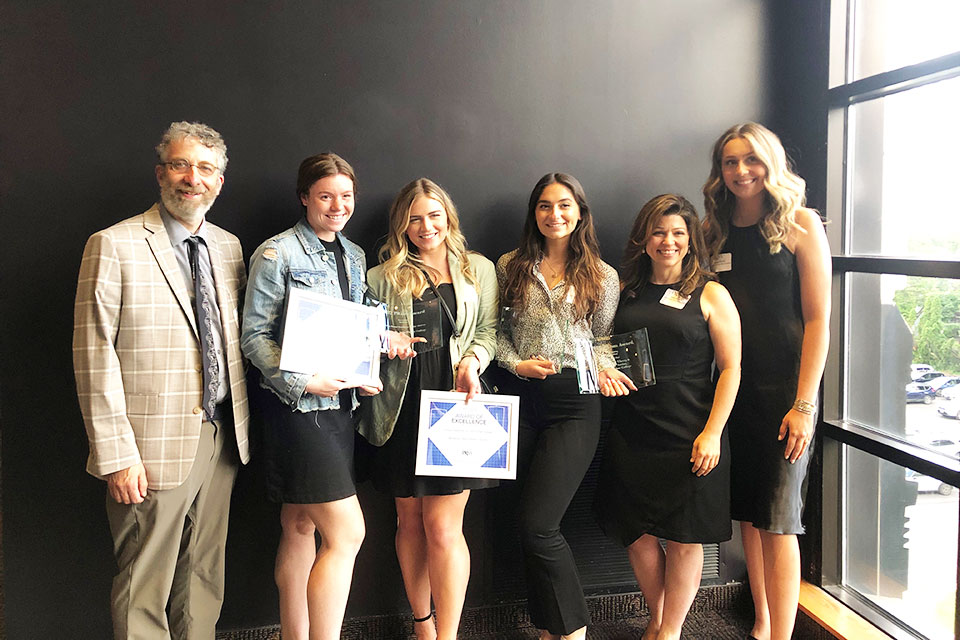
[241,153,382,640]
[357,178,498,640]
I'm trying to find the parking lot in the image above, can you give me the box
[905,400,960,452]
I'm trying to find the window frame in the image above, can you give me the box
[820,3,960,639]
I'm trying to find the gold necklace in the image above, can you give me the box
[541,257,565,282]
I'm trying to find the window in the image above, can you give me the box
[843,447,958,639]
[847,1,960,82]
[822,2,960,639]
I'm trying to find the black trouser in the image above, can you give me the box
[517,369,601,635]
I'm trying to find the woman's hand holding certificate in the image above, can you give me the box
[304,375,349,398]
[455,354,482,403]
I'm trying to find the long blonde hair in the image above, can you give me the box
[378,178,475,298]
[702,122,808,256]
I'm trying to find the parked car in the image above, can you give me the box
[906,382,936,404]
[928,376,960,397]
[938,394,960,420]
[913,370,946,384]
[911,363,935,380]
[905,439,959,496]
[906,468,954,496]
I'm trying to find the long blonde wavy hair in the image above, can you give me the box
[702,122,808,256]
[378,178,475,298]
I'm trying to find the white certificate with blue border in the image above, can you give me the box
[415,390,520,480]
[278,287,385,387]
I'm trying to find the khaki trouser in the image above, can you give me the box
[106,419,239,640]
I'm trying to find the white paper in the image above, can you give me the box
[415,390,520,480]
[278,287,383,387]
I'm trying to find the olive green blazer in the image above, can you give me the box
[357,251,498,446]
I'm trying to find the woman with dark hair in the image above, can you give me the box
[241,154,383,640]
[358,178,498,640]
[595,194,741,640]
[497,173,632,640]
[703,123,831,640]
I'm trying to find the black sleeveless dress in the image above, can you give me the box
[595,282,731,545]
[372,283,497,497]
[718,223,810,535]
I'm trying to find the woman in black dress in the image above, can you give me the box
[703,123,831,640]
[241,154,383,640]
[596,194,741,640]
[358,178,499,640]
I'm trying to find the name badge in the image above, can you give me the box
[713,253,732,272]
[659,288,690,309]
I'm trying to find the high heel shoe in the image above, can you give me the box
[412,611,436,640]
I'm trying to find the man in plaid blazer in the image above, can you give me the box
[73,121,250,639]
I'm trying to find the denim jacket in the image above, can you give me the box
[241,218,367,412]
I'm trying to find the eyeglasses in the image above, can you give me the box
[161,159,220,177]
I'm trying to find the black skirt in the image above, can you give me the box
[261,389,356,504]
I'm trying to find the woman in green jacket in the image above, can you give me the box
[358,178,498,640]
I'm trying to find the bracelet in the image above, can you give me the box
[792,398,816,415]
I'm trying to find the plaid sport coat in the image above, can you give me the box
[73,204,250,490]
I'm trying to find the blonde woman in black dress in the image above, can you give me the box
[596,194,741,640]
[358,178,499,640]
[704,123,831,640]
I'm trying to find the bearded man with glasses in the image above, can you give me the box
[73,121,250,639]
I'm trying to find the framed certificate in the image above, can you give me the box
[415,390,520,480]
[278,287,385,387]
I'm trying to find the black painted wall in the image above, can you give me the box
[0,1,829,636]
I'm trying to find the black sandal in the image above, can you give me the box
[413,611,434,623]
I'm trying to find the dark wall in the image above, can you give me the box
[765,0,830,213]
[764,0,831,581]
[1,1,780,636]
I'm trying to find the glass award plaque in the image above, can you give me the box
[574,337,600,394]
[412,294,444,354]
[362,290,390,353]
[498,306,517,344]
[596,328,656,388]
